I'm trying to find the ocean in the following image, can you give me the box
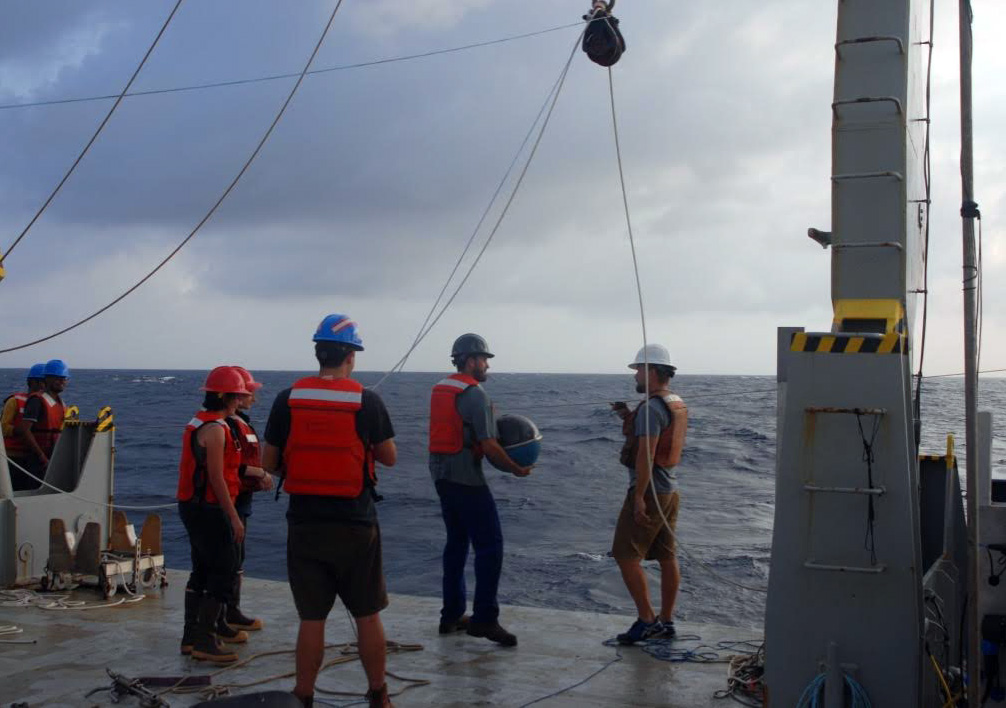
[2,368,1000,630]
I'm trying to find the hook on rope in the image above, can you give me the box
[582,1,626,67]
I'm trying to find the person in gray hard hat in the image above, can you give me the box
[609,343,688,645]
[428,333,532,647]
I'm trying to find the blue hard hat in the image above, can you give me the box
[27,363,46,380]
[312,314,364,350]
[43,359,70,378]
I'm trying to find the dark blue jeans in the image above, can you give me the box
[435,480,504,624]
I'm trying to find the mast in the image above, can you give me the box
[957,0,980,705]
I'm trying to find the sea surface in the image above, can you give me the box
[2,369,1003,630]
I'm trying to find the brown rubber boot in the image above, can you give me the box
[180,588,201,655]
[190,597,238,664]
[365,683,393,708]
[225,574,263,631]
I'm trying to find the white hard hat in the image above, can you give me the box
[629,343,674,369]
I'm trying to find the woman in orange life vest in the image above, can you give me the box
[1,363,45,491]
[224,366,272,632]
[176,366,250,664]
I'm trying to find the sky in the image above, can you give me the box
[0,0,1003,375]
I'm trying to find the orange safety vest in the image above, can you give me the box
[176,410,242,504]
[228,414,262,491]
[282,376,374,497]
[428,374,484,459]
[2,393,29,456]
[26,392,66,459]
[620,392,688,469]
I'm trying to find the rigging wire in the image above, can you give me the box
[0,22,585,112]
[607,66,767,595]
[0,0,347,355]
[0,0,185,265]
[370,27,585,388]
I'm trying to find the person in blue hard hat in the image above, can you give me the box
[2,363,47,491]
[261,314,398,708]
[16,359,71,487]
[609,343,688,645]
[428,333,533,648]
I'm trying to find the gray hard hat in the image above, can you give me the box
[451,333,494,360]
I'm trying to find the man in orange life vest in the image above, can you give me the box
[609,343,688,645]
[261,315,397,708]
[1,363,46,491]
[429,333,532,648]
[224,366,272,633]
[16,359,71,486]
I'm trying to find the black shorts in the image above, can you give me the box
[287,522,388,620]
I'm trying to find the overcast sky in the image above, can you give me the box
[0,1,1003,375]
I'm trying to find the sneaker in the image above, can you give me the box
[616,618,662,645]
[438,614,470,635]
[467,621,518,647]
[651,619,677,639]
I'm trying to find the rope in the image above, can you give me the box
[0,624,35,644]
[0,450,175,510]
[607,68,767,595]
[795,672,872,708]
[854,411,881,566]
[0,22,587,112]
[0,588,143,611]
[517,649,623,707]
[371,26,585,388]
[0,0,347,355]
[0,0,184,264]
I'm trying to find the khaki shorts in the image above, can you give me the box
[287,522,388,620]
[611,489,680,562]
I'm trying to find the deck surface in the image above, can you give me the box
[1,571,762,707]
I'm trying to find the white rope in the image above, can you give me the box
[371,24,587,389]
[0,451,175,510]
[607,68,768,595]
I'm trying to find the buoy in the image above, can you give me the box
[491,414,543,469]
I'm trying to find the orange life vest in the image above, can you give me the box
[176,410,242,504]
[228,414,262,491]
[620,392,688,469]
[428,374,484,459]
[26,392,66,459]
[282,376,374,497]
[2,392,29,456]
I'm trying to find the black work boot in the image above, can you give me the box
[180,589,201,655]
[438,614,470,635]
[365,683,393,708]
[216,605,249,644]
[467,621,517,647]
[225,572,263,631]
[191,597,238,664]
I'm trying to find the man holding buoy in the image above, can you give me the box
[428,333,533,647]
[609,343,687,644]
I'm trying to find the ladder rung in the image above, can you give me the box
[832,96,904,116]
[805,561,886,574]
[833,242,903,252]
[835,35,905,58]
[832,171,904,182]
[804,485,886,496]
[805,407,886,415]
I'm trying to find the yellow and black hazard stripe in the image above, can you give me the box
[791,332,906,354]
[96,406,115,432]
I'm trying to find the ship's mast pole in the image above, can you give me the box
[957,1,980,706]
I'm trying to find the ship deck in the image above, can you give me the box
[2,571,761,707]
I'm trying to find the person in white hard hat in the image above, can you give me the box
[608,343,688,645]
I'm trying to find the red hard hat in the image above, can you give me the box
[231,366,263,392]
[201,366,250,394]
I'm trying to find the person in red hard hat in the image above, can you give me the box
[223,366,272,633]
[176,366,250,664]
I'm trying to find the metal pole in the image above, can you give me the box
[958,1,980,705]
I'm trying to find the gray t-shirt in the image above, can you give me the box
[627,397,678,494]
[429,384,496,487]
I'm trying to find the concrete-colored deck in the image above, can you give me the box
[1,571,761,707]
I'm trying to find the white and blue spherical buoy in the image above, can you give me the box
[490,414,543,470]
